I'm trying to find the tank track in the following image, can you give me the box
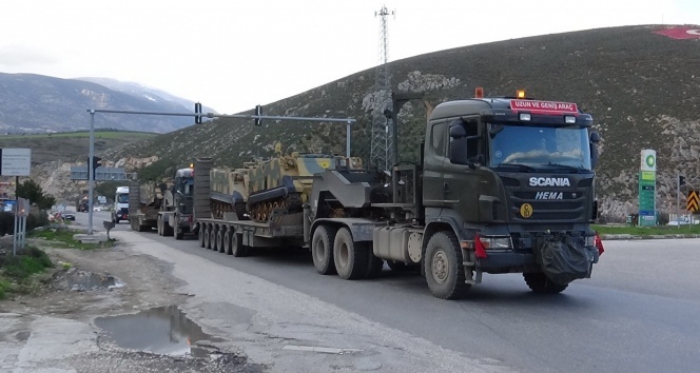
[249,193,303,223]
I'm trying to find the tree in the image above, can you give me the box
[15,179,56,210]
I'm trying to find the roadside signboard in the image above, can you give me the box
[688,190,700,213]
[638,149,656,226]
[0,148,32,176]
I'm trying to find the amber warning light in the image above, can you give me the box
[516,90,526,99]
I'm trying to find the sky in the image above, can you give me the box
[1,0,699,114]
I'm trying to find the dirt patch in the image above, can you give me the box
[0,239,266,373]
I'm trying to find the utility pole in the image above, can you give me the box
[370,5,395,171]
[88,110,95,235]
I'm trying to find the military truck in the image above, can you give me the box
[157,167,194,239]
[128,180,165,232]
[152,90,605,299]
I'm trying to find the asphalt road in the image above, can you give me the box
[76,212,700,373]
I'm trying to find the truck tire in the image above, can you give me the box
[203,225,212,249]
[523,273,568,294]
[230,232,249,257]
[164,219,174,237]
[223,230,231,254]
[210,226,218,251]
[424,231,471,299]
[333,227,369,280]
[312,225,337,275]
[175,230,184,240]
[216,229,224,253]
[365,249,384,279]
[198,227,206,248]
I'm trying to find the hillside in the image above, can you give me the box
[0,130,156,166]
[0,73,210,133]
[76,77,217,115]
[110,25,700,220]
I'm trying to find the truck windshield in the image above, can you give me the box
[178,178,194,196]
[488,123,592,171]
[116,194,129,203]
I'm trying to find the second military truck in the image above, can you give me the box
[138,90,605,299]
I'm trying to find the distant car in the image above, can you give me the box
[62,212,76,221]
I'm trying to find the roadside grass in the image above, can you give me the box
[593,224,700,236]
[29,228,116,250]
[0,246,54,300]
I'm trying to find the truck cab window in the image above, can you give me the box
[431,121,446,156]
[449,118,479,164]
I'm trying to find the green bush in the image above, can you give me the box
[0,211,49,236]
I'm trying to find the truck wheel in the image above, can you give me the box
[198,227,206,248]
[231,232,249,257]
[365,248,384,279]
[164,220,174,237]
[175,230,184,240]
[210,226,218,251]
[523,273,568,294]
[312,225,337,275]
[333,227,369,280]
[203,225,211,249]
[424,231,471,299]
[223,230,231,254]
[216,229,224,253]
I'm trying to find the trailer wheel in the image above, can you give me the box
[424,231,471,299]
[210,225,218,251]
[163,218,174,237]
[198,226,206,248]
[312,225,337,275]
[216,229,224,253]
[523,273,568,294]
[333,227,369,280]
[231,232,249,257]
[203,225,212,249]
[223,230,231,254]
[365,248,384,279]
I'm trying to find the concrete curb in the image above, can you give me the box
[600,233,700,240]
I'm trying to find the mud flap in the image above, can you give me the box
[535,235,596,286]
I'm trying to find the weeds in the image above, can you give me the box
[0,246,53,300]
[29,228,116,250]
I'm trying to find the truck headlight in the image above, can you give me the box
[479,236,513,249]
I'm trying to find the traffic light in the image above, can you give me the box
[194,102,202,124]
[254,105,263,126]
[90,156,102,180]
[679,175,686,186]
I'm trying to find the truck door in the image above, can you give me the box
[422,120,448,209]
[443,117,482,222]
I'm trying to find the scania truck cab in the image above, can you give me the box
[422,90,603,296]
[112,186,130,223]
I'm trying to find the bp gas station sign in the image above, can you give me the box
[638,149,656,226]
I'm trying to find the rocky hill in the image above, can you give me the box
[109,25,700,221]
[0,73,210,133]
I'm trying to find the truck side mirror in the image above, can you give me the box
[589,131,601,168]
[449,121,469,166]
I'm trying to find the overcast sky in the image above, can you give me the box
[1,0,698,114]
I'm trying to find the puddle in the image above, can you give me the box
[54,268,124,292]
[95,306,217,358]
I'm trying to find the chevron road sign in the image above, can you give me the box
[687,190,700,213]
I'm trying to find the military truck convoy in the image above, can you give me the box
[130,90,605,299]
